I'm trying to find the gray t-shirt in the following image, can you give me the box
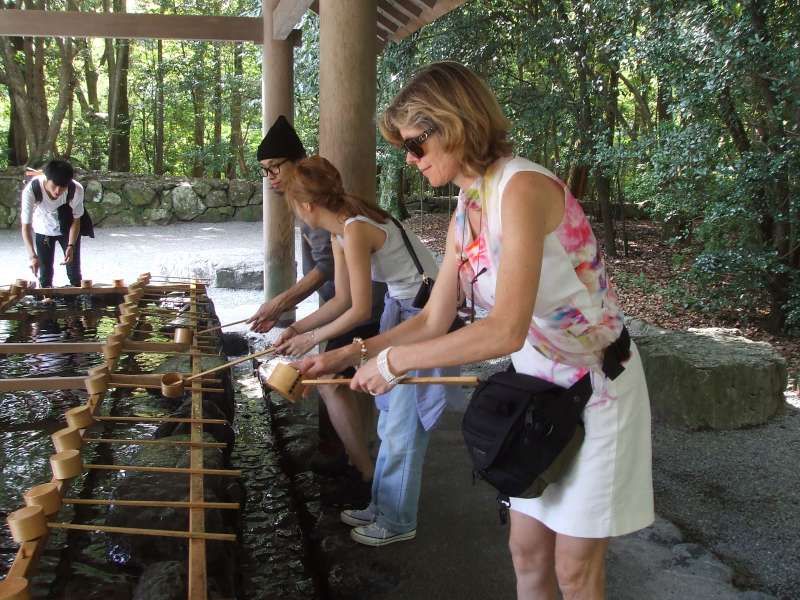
[300,220,385,323]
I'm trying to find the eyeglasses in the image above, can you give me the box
[402,126,436,159]
[457,259,487,324]
[260,158,289,178]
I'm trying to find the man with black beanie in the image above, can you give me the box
[249,116,384,492]
[248,115,335,328]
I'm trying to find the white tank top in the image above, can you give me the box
[338,215,439,300]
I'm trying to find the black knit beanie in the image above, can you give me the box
[257,115,306,161]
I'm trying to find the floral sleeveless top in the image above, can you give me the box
[455,157,624,384]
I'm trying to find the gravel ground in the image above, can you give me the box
[0,221,317,331]
[2,220,797,598]
[652,409,800,599]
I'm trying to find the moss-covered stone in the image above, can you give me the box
[201,206,236,222]
[228,179,253,207]
[234,204,262,222]
[123,181,158,207]
[171,184,206,221]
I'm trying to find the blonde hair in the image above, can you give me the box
[380,61,513,176]
[285,156,390,224]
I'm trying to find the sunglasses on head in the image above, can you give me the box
[402,126,436,159]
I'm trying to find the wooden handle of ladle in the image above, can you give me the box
[302,376,480,386]
[184,347,277,382]
[196,317,249,335]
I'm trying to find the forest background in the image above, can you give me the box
[1,0,798,336]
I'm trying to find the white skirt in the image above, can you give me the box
[509,342,655,538]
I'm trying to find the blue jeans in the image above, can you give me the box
[368,381,432,533]
[34,233,81,288]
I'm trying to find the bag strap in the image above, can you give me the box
[31,178,43,203]
[388,215,425,276]
[30,178,75,206]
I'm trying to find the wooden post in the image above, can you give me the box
[319,0,377,205]
[262,0,296,323]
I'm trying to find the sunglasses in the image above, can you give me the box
[260,158,289,178]
[402,126,436,159]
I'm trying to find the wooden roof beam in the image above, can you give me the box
[377,12,399,33]
[378,0,410,26]
[273,0,314,40]
[392,0,423,17]
[0,9,263,43]
[389,0,467,42]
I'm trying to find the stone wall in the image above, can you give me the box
[0,168,264,228]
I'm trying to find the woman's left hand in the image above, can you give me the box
[350,356,396,396]
[276,331,317,357]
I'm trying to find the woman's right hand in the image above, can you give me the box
[275,325,299,347]
[292,345,357,378]
[29,256,39,276]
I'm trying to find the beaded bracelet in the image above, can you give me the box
[352,337,368,366]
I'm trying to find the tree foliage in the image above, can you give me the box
[0,0,798,331]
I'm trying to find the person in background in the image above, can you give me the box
[248,116,385,493]
[20,159,84,288]
[296,62,654,597]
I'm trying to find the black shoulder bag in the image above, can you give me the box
[462,327,631,523]
[31,178,95,238]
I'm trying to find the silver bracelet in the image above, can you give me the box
[376,347,400,385]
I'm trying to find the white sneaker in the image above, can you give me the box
[350,523,416,547]
[340,507,376,527]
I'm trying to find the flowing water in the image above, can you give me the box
[0,293,313,599]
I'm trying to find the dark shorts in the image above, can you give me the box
[325,320,381,377]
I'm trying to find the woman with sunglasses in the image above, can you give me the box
[276,155,463,547]
[296,62,654,599]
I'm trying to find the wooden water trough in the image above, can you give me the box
[1,273,237,599]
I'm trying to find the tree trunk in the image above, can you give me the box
[108,39,131,171]
[65,85,74,158]
[211,43,222,179]
[154,39,165,175]
[31,37,48,148]
[190,42,206,178]
[7,87,29,165]
[75,38,103,169]
[107,0,130,171]
[0,33,74,164]
[226,42,247,179]
[596,70,619,257]
[747,0,795,331]
[42,39,76,158]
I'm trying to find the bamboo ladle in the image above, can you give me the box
[171,327,218,350]
[196,317,250,335]
[85,373,225,396]
[48,449,240,481]
[85,366,223,396]
[145,275,210,283]
[160,347,278,398]
[263,361,479,403]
